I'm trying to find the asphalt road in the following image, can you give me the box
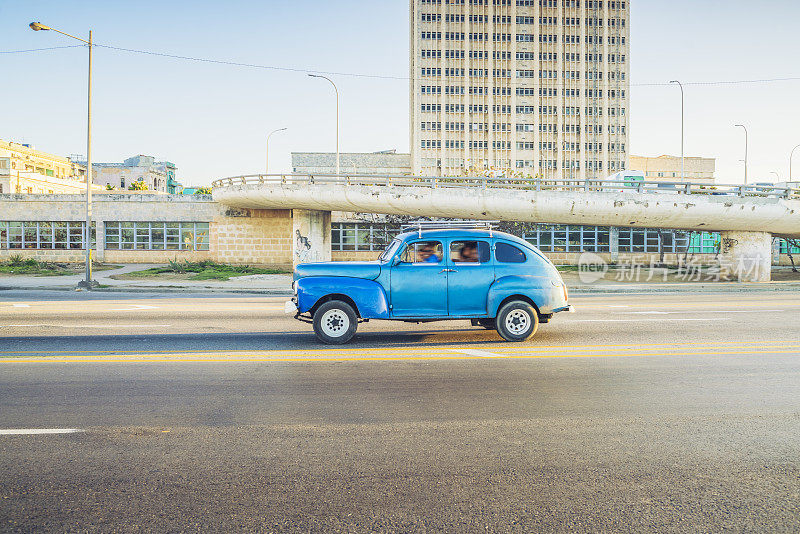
[1,290,799,532]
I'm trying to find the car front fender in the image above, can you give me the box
[487,275,564,317]
[296,277,390,319]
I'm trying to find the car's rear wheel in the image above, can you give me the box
[313,300,358,344]
[495,300,538,342]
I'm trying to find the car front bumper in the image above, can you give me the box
[552,305,575,314]
[284,299,298,315]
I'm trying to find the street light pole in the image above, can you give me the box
[790,144,800,182]
[30,22,94,289]
[265,127,287,175]
[735,124,748,185]
[308,74,340,175]
[669,80,684,181]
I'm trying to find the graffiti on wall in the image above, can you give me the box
[295,229,322,264]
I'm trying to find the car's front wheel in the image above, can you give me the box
[495,300,539,342]
[313,300,358,344]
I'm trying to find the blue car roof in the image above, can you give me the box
[395,228,535,250]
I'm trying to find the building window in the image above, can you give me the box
[104,222,209,251]
[331,223,403,252]
[0,221,95,249]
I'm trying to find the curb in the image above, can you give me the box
[0,285,294,296]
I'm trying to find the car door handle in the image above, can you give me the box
[438,269,457,273]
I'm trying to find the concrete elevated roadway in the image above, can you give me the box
[213,174,800,281]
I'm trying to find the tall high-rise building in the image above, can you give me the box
[410,0,630,180]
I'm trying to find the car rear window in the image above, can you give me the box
[495,242,526,263]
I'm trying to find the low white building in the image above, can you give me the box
[92,155,180,193]
[629,155,716,184]
[291,150,411,176]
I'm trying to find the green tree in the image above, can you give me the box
[194,187,212,195]
[129,180,148,191]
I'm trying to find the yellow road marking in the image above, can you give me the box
[1,340,797,356]
[2,348,799,364]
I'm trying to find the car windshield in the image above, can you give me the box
[378,239,401,262]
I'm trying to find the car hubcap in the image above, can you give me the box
[321,309,349,337]
[505,309,530,335]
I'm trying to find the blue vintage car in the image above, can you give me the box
[286,227,573,344]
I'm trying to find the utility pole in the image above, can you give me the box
[30,22,95,289]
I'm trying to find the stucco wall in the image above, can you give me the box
[0,194,292,269]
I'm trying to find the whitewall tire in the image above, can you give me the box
[495,300,539,342]
[313,300,358,344]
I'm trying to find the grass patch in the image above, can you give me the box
[122,260,289,281]
[0,256,120,276]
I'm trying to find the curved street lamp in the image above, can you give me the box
[735,124,748,185]
[30,21,95,289]
[790,144,800,182]
[308,74,340,175]
[266,128,287,175]
[669,80,684,181]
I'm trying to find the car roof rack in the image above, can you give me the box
[401,220,500,238]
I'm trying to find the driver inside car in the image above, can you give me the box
[416,243,441,263]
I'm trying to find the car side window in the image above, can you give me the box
[495,242,526,263]
[450,241,490,263]
[399,241,443,264]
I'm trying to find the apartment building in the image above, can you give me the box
[410,0,630,179]
[0,139,91,194]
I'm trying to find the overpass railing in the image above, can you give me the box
[212,174,800,200]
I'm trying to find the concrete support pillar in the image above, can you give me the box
[94,219,105,262]
[718,230,772,282]
[772,238,782,266]
[292,209,331,268]
[609,226,619,264]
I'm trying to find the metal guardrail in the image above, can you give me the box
[212,174,800,200]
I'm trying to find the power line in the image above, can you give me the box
[94,44,409,80]
[4,42,800,88]
[633,76,800,87]
[0,45,85,54]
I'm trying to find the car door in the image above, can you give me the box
[390,240,448,317]
[446,239,494,316]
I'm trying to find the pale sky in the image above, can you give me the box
[2,0,799,186]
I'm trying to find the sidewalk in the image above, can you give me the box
[1,265,799,295]
[0,265,294,295]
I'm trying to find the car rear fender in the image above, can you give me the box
[296,276,390,319]
[487,275,554,317]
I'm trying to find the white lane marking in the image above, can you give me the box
[448,348,505,358]
[1,324,171,328]
[607,305,629,308]
[570,318,731,323]
[11,304,30,308]
[0,428,83,435]
[110,304,159,311]
[629,310,783,315]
